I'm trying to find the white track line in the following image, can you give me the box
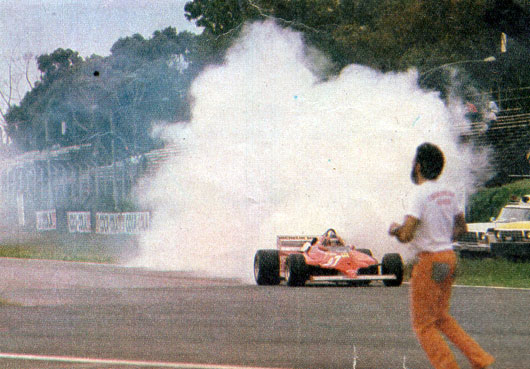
[402,281,530,290]
[452,284,530,291]
[0,353,287,369]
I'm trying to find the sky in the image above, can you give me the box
[0,0,199,127]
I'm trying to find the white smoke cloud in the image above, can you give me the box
[130,21,490,282]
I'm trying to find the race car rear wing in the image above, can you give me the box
[276,235,318,251]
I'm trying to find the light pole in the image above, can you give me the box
[419,56,496,81]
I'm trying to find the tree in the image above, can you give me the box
[184,0,256,35]
[36,48,83,83]
[0,52,36,147]
[183,0,505,73]
[5,28,204,161]
[485,0,530,49]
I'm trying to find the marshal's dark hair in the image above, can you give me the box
[415,142,445,180]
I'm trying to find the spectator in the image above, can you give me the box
[389,143,495,369]
[484,100,499,127]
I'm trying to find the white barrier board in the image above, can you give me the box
[36,210,57,230]
[67,211,91,233]
[96,212,149,234]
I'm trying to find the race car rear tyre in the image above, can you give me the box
[285,254,308,287]
[254,250,281,285]
[382,253,404,287]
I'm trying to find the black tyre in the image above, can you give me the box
[285,253,308,287]
[254,249,281,285]
[382,253,404,287]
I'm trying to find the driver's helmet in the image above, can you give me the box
[324,228,337,239]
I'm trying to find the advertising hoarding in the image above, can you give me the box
[96,212,149,234]
[67,211,91,233]
[36,210,57,230]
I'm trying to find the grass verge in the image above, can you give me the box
[0,244,114,263]
[455,257,530,288]
[0,231,139,264]
[402,256,529,288]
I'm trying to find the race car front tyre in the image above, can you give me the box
[357,248,373,256]
[356,249,377,286]
[357,248,379,275]
[382,253,404,287]
[285,254,308,287]
[254,249,281,285]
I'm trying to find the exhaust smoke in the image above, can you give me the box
[130,21,490,282]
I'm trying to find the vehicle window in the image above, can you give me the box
[497,208,530,222]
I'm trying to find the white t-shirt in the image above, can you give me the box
[406,181,462,254]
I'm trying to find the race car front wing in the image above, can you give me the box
[309,274,399,282]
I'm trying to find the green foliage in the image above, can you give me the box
[467,180,530,222]
[37,48,83,82]
[6,28,207,161]
[185,0,253,35]
[184,0,502,72]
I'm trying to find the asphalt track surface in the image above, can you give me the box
[0,259,528,369]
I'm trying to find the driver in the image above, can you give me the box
[304,229,345,254]
[320,228,345,249]
[301,229,346,255]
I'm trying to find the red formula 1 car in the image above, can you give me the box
[254,229,404,287]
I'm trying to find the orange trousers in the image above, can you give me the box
[410,250,495,369]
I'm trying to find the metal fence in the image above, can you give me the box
[0,144,180,231]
